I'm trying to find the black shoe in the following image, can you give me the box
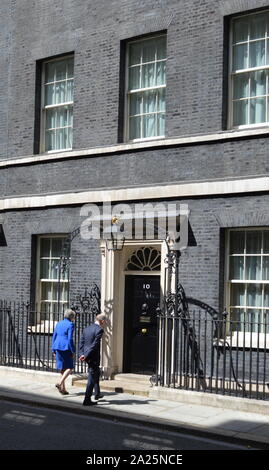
[83,399,96,406]
[94,394,104,400]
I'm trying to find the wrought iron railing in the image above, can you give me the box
[0,285,101,374]
[156,309,269,400]
[2,290,269,400]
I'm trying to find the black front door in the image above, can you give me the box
[123,275,160,374]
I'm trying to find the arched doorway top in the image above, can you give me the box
[125,246,161,272]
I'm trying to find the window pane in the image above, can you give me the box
[246,231,262,253]
[56,107,68,128]
[263,257,269,280]
[45,84,55,105]
[230,308,242,330]
[40,238,50,257]
[143,90,157,113]
[141,63,155,88]
[40,259,50,279]
[229,256,244,279]
[66,80,73,102]
[247,284,262,307]
[45,62,55,83]
[156,61,166,86]
[129,116,141,139]
[158,88,166,112]
[267,39,269,64]
[67,57,74,78]
[143,114,156,138]
[250,97,266,123]
[52,284,59,301]
[54,129,61,150]
[45,130,55,151]
[233,99,248,125]
[130,93,143,116]
[67,127,73,150]
[249,14,266,40]
[69,108,73,127]
[249,40,265,67]
[142,39,156,63]
[233,17,249,43]
[246,309,260,332]
[264,231,269,253]
[264,285,269,307]
[156,37,167,60]
[233,43,248,70]
[55,81,66,104]
[50,260,59,280]
[40,303,47,315]
[129,42,141,66]
[157,113,165,136]
[233,74,249,99]
[264,311,269,333]
[250,70,266,97]
[46,109,56,130]
[55,60,67,81]
[55,128,66,150]
[51,238,62,257]
[246,256,262,280]
[129,66,140,89]
[62,283,68,302]
[231,284,245,306]
[41,283,53,301]
[230,231,245,254]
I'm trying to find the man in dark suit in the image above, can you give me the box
[79,313,107,406]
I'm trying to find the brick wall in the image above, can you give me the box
[1,0,269,159]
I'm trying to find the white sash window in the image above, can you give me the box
[227,229,269,334]
[36,236,70,317]
[41,56,74,152]
[126,35,166,141]
[231,11,269,128]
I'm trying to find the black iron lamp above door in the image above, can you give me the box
[104,215,125,251]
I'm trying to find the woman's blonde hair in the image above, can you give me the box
[64,309,76,320]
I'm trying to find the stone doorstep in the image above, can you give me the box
[72,378,151,397]
[72,373,152,397]
[72,373,151,384]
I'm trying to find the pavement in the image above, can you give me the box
[0,366,269,449]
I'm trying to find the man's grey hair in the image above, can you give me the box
[96,313,107,322]
[64,309,76,320]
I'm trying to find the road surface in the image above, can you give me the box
[0,399,254,451]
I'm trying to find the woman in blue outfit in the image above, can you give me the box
[52,309,76,395]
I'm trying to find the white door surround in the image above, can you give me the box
[100,239,166,378]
